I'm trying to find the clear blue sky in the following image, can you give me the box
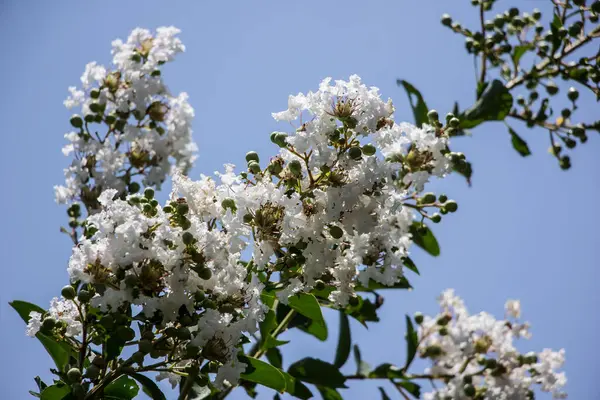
[1,1,598,399]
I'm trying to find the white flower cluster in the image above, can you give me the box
[418,290,567,399]
[27,297,82,337]
[55,27,197,209]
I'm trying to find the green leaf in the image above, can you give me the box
[347,297,380,327]
[106,335,124,361]
[397,80,429,128]
[9,300,45,322]
[288,293,327,341]
[104,376,139,399]
[266,347,283,369]
[550,13,563,51]
[409,222,440,257]
[240,357,287,393]
[396,381,421,398]
[512,44,533,66]
[263,335,290,349]
[353,345,371,377]
[179,376,211,400]
[403,315,418,371]
[127,373,166,400]
[280,370,313,399]
[318,386,343,400]
[369,363,405,379]
[460,80,513,129]
[403,257,419,275]
[453,160,473,186]
[288,357,347,388]
[509,127,531,157]
[334,311,351,368]
[36,334,74,372]
[379,387,391,400]
[40,384,70,400]
[355,277,411,291]
[260,310,277,340]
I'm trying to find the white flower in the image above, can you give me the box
[26,312,42,337]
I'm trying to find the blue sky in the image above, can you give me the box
[1,1,598,399]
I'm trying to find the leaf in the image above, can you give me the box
[369,363,405,379]
[403,315,418,371]
[396,381,421,398]
[379,387,391,400]
[106,335,124,361]
[460,80,513,129]
[240,357,287,393]
[280,371,313,399]
[127,373,166,400]
[40,384,70,400]
[288,293,327,341]
[104,376,139,399]
[409,222,440,257]
[266,347,283,369]
[512,44,533,66]
[260,310,277,341]
[288,357,347,388]
[353,345,371,377]
[550,13,563,51]
[263,335,290,349]
[355,277,411,291]
[403,257,419,275]
[397,80,429,128]
[9,300,45,322]
[318,386,343,400]
[334,311,351,368]
[509,127,531,157]
[453,160,473,186]
[347,297,380,327]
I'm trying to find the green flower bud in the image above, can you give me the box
[565,138,576,149]
[99,315,114,330]
[77,290,92,303]
[315,280,326,291]
[441,14,452,26]
[438,194,448,203]
[85,364,101,379]
[116,326,136,342]
[127,182,140,193]
[569,22,582,37]
[274,132,288,147]
[90,88,100,99]
[561,108,571,118]
[243,213,254,224]
[177,203,189,215]
[427,109,439,122]
[220,304,236,314]
[425,345,443,358]
[439,327,448,336]
[131,53,142,63]
[131,351,145,365]
[245,151,260,163]
[421,192,436,204]
[42,317,56,331]
[203,299,217,309]
[144,188,154,200]
[362,144,377,156]
[464,384,476,397]
[70,115,83,128]
[67,368,82,383]
[431,213,442,223]
[221,198,236,211]
[181,217,192,230]
[572,125,585,137]
[248,161,261,174]
[348,146,362,160]
[139,339,153,354]
[61,285,76,300]
[329,225,344,239]
[150,199,159,207]
[486,358,498,369]
[348,296,360,307]
[182,231,195,245]
[195,290,206,302]
[176,327,191,340]
[89,102,102,113]
[567,87,579,101]
[463,375,473,384]
[560,155,571,170]
[532,8,542,20]
[448,117,460,128]
[414,312,424,324]
[164,327,177,337]
[592,1,600,13]
[84,114,95,123]
[545,82,559,95]
[151,70,161,77]
[445,201,458,212]
[288,160,303,176]
[198,267,212,280]
[268,162,283,174]
[186,344,200,358]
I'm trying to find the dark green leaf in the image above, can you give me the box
[403,257,419,275]
[35,376,48,392]
[29,390,41,398]
[334,311,351,368]
[347,298,380,327]
[318,386,343,400]
[37,333,74,372]
[9,300,45,323]
[396,381,421,398]
[127,373,166,400]
[397,80,429,128]
[379,387,391,400]
[260,310,277,340]
[460,80,513,129]
[453,160,473,186]
[280,370,313,399]
[106,336,124,361]
[263,335,289,349]
[403,315,418,371]
[369,363,405,379]
[550,14,563,51]
[512,45,533,66]
[104,376,139,399]
[288,293,327,341]
[409,222,440,257]
[355,277,411,291]
[353,345,371,377]
[288,358,347,388]
[240,357,287,393]
[266,348,283,369]
[509,127,531,157]
[40,384,70,400]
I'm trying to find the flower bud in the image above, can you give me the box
[545,82,559,95]
[221,198,236,211]
[431,213,442,223]
[245,151,260,163]
[77,290,92,303]
[85,364,100,379]
[70,115,83,128]
[67,368,82,383]
[195,290,206,302]
[131,351,145,365]
[116,326,136,342]
[567,87,579,101]
[362,144,376,156]
[449,117,460,128]
[274,132,288,147]
[182,232,195,245]
[348,146,362,160]
[592,1,600,13]
[61,285,76,300]
[288,160,302,176]
[348,296,360,307]
[42,317,56,331]
[177,203,189,215]
[427,109,439,123]
[420,192,436,204]
[414,312,424,324]
[176,327,191,340]
[441,14,452,26]
[532,8,542,20]
[315,280,326,291]
[248,161,261,174]
[463,384,476,397]
[329,225,344,239]
[243,213,254,224]
[198,267,212,280]
[139,339,153,354]
[445,201,458,212]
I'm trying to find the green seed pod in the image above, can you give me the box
[567,87,579,101]
[163,205,172,213]
[90,88,100,99]
[448,117,460,128]
[198,267,212,280]
[329,225,344,239]
[89,102,102,113]
[464,384,476,397]
[70,115,83,128]
[84,114,95,123]
[221,198,236,211]
[139,339,153,354]
[181,217,192,230]
[42,317,57,331]
[186,344,200,358]
[61,285,76,300]
[362,144,376,156]
[268,162,283,174]
[445,201,458,212]
[77,290,92,303]
[421,192,436,204]
[182,232,195,245]
[571,125,585,137]
[441,14,452,26]
[116,326,136,342]
[67,368,82,383]
[348,146,362,160]
[414,312,424,324]
[245,151,260,163]
[177,203,189,215]
[569,23,582,37]
[561,108,571,118]
[288,160,303,176]
[560,155,571,170]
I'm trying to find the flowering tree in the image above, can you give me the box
[11,1,600,399]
